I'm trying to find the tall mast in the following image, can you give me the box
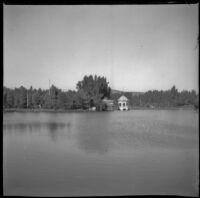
[27,90,28,108]
[49,79,52,108]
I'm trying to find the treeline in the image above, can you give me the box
[3,75,111,110]
[111,86,199,109]
[3,75,199,110]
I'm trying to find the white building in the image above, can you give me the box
[118,95,129,111]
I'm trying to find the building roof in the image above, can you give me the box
[118,95,128,101]
[102,98,114,105]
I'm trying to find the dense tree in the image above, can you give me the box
[43,92,52,109]
[49,85,59,109]
[6,89,14,108]
[76,75,111,107]
[18,86,28,108]
[57,92,67,109]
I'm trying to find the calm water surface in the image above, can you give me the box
[3,110,199,196]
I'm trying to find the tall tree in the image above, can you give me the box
[76,75,111,107]
[18,86,27,108]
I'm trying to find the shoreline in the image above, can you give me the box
[3,106,197,113]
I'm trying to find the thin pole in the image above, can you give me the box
[27,90,28,108]
[49,79,52,108]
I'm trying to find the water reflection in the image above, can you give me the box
[3,111,199,196]
[48,123,60,142]
[3,122,69,142]
[76,128,110,154]
[3,111,198,152]
[75,113,111,155]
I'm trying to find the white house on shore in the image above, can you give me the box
[118,95,129,111]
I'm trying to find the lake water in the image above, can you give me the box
[3,110,199,196]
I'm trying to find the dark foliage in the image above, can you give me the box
[3,75,111,110]
[3,79,198,110]
[110,85,199,109]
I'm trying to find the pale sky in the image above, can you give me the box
[4,5,199,92]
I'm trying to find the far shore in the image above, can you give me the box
[3,106,197,113]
